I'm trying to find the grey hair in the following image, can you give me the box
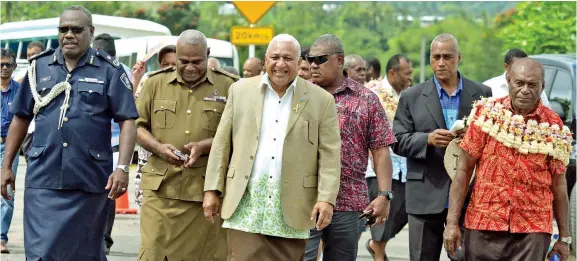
[266,34,301,57]
[311,34,345,55]
[177,29,208,49]
[344,54,364,70]
[63,5,93,25]
[430,33,460,54]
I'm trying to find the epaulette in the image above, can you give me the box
[29,48,55,61]
[148,66,176,78]
[212,67,241,82]
[94,50,121,68]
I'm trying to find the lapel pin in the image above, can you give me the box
[293,104,301,112]
[299,97,306,102]
[213,89,219,95]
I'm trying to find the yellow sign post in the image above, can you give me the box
[232,1,277,57]
[230,26,274,46]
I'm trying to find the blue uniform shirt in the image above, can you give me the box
[10,47,139,193]
[1,79,20,137]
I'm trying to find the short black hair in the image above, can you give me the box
[1,48,16,63]
[27,41,46,51]
[300,47,310,58]
[504,48,527,65]
[158,45,176,64]
[62,5,93,26]
[93,33,116,57]
[385,54,410,72]
[366,57,381,74]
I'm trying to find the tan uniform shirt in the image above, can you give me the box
[136,66,239,201]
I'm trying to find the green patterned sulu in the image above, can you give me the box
[223,174,310,239]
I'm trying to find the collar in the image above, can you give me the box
[433,71,463,97]
[170,68,214,87]
[260,73,297,94]
[2,79,18,93]
[502,96,544,118]
[383,76,401,99]
[334,76,364,94]
[50,47,99,67]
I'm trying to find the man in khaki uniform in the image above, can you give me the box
[135,29,238,261]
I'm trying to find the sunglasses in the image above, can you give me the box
[0,63,14,68]
[306,52,343,65]
[57,25,90,34]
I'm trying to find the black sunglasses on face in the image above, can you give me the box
[57,25,89,34]
[306,52,343,65]
[0,63,14,68]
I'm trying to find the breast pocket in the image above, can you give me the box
[201,102,225,131]
[152,100,177,129]
[306,119,319,145]
[77,81,105,114]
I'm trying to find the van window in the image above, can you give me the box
[549,69,573,121]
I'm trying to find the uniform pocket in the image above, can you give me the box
[201,102,225,131]
[77,81,105,113]
[27,146,46,158]
[306,120,319,145]
[140,157,169,190]
[303,175,318,188]
[152,100,177,129]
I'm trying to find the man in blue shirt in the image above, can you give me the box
[0,6,138,260]
[0,48,20,254]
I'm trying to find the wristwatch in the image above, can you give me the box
[377,190,394,200]
[560,236,572,245]
[117,165,130,174]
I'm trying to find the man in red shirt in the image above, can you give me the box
[443,58,572,261]
[303,34,396,261]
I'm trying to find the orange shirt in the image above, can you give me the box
[460,96,567,233]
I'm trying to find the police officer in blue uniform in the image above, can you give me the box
[0,5,138,261]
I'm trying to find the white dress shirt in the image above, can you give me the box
[483,71,550,108]
[250,74,297,183]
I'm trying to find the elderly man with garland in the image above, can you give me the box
[443,58,573,261]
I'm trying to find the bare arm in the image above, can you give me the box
[551,172,570,238]
[371,146,392,191]
[117,120,137,166]
[446,149,476,226]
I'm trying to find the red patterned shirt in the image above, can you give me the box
[460,96,567,233]
[333,77,397,211]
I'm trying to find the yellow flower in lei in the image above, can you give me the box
[467,97,574,165]
[366,80,398,122]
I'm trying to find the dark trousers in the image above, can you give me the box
[104,200,115,249]
[464,229,550,261]
[304,211,361,261]
[408,210,448,261]
[368,177,408,242]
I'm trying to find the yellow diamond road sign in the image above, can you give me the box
[231,26,274,46]
[232,1,277,24]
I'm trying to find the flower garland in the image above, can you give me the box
[467,97,573,165]
[366,80,398,121]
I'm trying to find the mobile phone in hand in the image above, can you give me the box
[173,150,189,161]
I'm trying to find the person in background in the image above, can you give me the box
[366,57,382,81]
[483,48,550,108]
[0,48,20,254]
[242,57,263,78]
[92,32,135,255]
[208,57,221,70]
[365,54,414,261]
[444,58,571,261]
[132,44,177,207]
[223,66,240,76]
[344,54,367,84]
[298,48,312,80]
[19,41,46,164]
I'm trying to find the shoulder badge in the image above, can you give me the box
[213,68,241,82]
[29,48,55,61]
[94,50,120,68]
[120,73,132,90]
[148,66,176,77]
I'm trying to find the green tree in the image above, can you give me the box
[496,1,577,54]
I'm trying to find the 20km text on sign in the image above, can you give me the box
[230,27,274,46]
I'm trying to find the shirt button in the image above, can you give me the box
[270,176,272,179]
[275,120,278,123]
[213,109,218,112]
[250,156,254,160]
[97,154,100,158]
[245,175,249,180]
[278,101,281,104]
[88,90,93,94]
[273,138,276,141]
[186,110,191,114]
[161,106,165,109]
[272,156,275,159]
[151,169,155,172]
[63,117,68,122]
[189,90,193,94]
[34,152,38,155]
[185,130,190,135]
[63,143,68,147]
